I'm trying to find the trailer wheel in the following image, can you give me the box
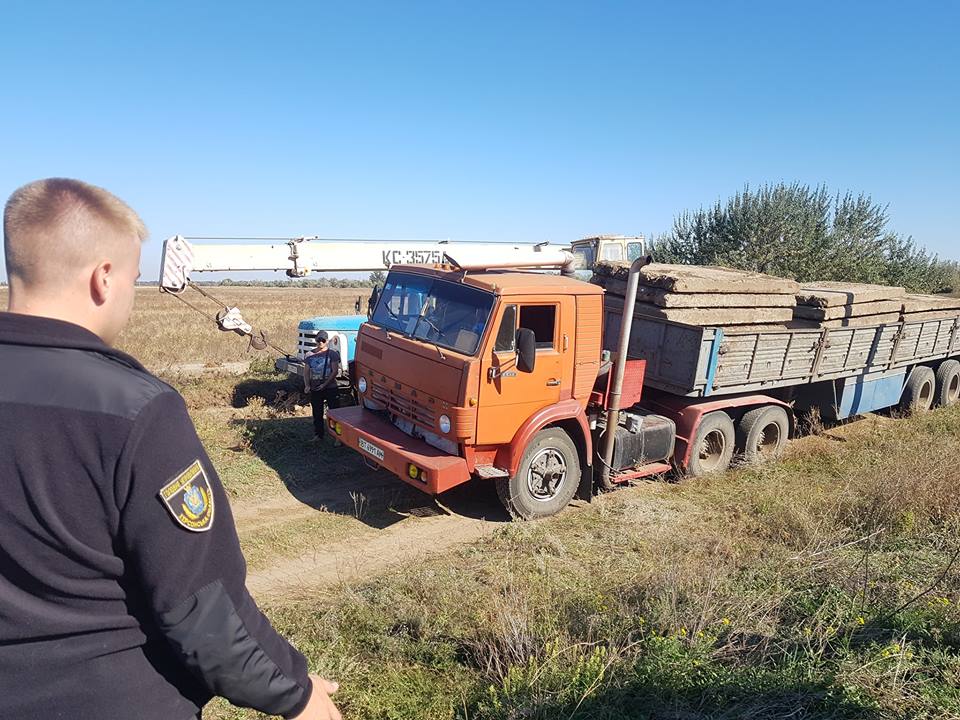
[899,365,936,414]
[736,405,789,463]
[935,360,960,407]
[685,411,735,477]
[496,428,581,520]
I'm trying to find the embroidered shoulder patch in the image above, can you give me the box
[159,459,215,532]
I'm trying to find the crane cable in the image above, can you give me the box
[160,283,293,357]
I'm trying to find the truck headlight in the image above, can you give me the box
[358,377,367,393]
[438,414,451,434]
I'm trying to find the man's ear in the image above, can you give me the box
[90,261,112,306]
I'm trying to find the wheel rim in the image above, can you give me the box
[526,447,567,501]
[949,375,960,403]
[919,380,933,407]
[698,429,727,472]
[755,422,782,456]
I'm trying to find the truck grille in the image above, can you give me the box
[297,331,319,357]
[370,382,437,430]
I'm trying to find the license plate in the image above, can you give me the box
[358,437,385,461]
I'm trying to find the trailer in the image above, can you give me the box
[604,296,960,407]
[326,255,960,519]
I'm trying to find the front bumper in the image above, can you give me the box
[275,356,305,378]
[327,406,470,495]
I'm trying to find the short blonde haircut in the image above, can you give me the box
[4,178,147,288]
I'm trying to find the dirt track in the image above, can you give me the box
[224,441,518,599]
[229,417,869,600]
[245,512,496,598]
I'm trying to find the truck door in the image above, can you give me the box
[477,301,563,445]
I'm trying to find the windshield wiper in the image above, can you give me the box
[412,319,446,360]
[378,302,415,338]
[411,296,447,360]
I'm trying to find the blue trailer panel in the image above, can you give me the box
[835,370,907,420]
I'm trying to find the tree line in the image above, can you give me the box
[651,183,958,293]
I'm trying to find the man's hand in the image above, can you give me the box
[290,675,341,720]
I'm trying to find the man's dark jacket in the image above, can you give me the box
[0,313,312,719]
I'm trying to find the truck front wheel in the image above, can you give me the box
[496,428,581,520]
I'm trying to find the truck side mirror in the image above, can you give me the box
[367,286,381,319]
[516,328,536,373]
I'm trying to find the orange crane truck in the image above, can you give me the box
[327,255,960,519]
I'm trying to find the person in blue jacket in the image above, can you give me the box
[0,178,341,720]
[303,331,341,439]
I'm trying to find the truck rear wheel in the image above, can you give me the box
[935,360,960,407]
[685,411,735,477]
[899,365,935,414]
[736,405,789,463]
[496,428,581,520]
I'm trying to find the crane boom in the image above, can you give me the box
[160,235,576,292]
[155,233,643,363]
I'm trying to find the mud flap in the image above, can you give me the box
[577,462,593,502]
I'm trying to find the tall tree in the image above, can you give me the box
[652,183,956,292]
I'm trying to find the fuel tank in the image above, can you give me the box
[606,410,676,471]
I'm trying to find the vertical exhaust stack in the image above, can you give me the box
[599,255,654,489]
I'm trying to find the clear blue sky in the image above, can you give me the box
[1,0,957,282]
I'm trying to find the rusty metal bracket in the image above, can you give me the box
[887,321,907,371]
[810,328,832,379]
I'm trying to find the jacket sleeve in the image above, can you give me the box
[116,390,312,718]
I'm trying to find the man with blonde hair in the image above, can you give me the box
[0,179,340,720]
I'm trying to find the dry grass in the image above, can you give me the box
[203,405,960,720]
[0,285,365,368]
[699,410,960,548]
[118,286,365,369]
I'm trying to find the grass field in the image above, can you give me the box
[202,405,960,720]
[3,285,366,368]
[3,285,960,718]
[118,286,366,369]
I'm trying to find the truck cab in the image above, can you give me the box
[328,264,606,518]
[569,235,646,276]
[276,236,644,384]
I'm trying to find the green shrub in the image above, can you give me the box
[652,183,958,293]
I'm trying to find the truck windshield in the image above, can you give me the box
[571,244,596,271]
[371,271,494,355]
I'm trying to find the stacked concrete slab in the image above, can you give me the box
[592,262,799,327]
[592,262,960,333]
[901,294,960,322]
[793,281,906,328]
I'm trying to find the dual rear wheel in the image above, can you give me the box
[686,405,790,478]
[934,360,960,408]
[899,361,960,414]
